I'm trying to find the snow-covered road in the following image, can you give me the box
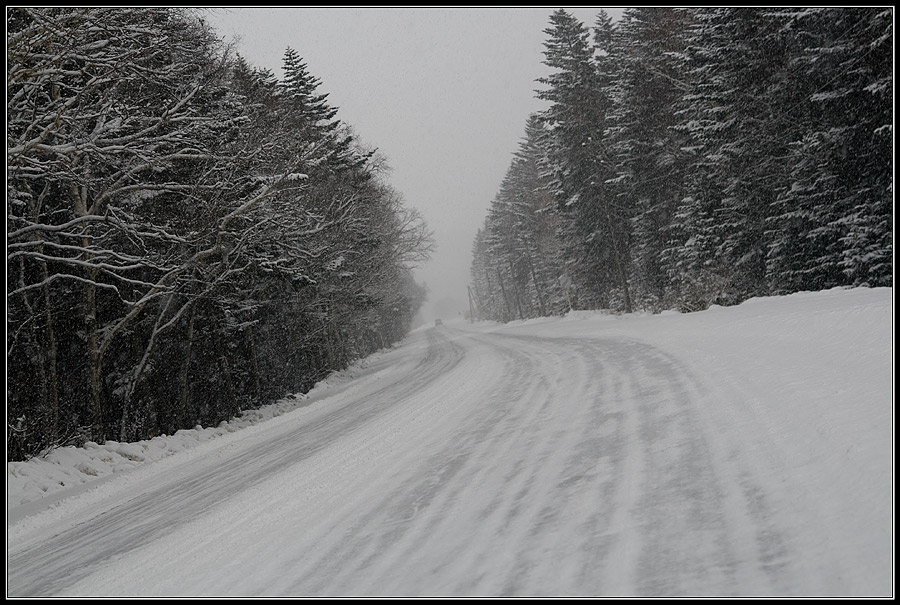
[6,288,893,597]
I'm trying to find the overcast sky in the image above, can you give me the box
[204,7,623,322]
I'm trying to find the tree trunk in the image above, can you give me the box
[119,294,176,441]
[526,254,547,317]
[40,260,60,443]
[217,351,238,417]
[71,175,106,441]
[85,273,105,441]
[508,259,525,320]
[483,269,497,320]
[244,325,261,404]
[213,326,238,419]
[177,305,197,427]
[604,202,633,313]
[496,269,513,322]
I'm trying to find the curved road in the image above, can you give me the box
[7,326,834,596]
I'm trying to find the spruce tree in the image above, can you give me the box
[281,47,339,127]
[605,8,692,309]
[672,8,796,304]
[766,8,893,291]
[280,47,364,172]
[537,9,631,311]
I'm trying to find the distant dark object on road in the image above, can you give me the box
[434,318,443,327]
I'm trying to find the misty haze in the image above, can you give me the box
[7,7,892,598]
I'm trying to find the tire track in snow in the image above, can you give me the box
[282,329,797,596]
[10,327,801,596]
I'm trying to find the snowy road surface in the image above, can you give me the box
[6,288,892,596]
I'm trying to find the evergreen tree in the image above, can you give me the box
[280,47,365,172]
[468,115,567,322]
[605,8,692,309]
[671,8,796,304]
[512,115,569,315]
[537,9,631,312]
[280,47,339,127]
[766,8,893,291]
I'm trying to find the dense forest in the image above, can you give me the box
[471,8,892,322]
[7,8,433,459]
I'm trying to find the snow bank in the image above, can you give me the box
[7,351,389,513]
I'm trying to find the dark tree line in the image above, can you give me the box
[7,8,433,459]
[471,8,891,321]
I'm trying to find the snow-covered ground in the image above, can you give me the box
[6,287,893,597]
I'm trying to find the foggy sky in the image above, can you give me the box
[204,7,622,323]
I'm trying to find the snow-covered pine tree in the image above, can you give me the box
[537,9,632,312]
[670,8,796,305]
[605,7,692,310]
[766,8,893,291]
[280,47,365,173]
[468,114,568,322]
[281,47,338,127]
[510,115,568,316]
[470,226,512,322]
